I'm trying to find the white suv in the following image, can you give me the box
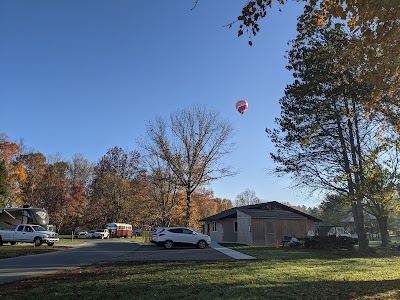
[153,227,211,249]
[150,227,165,243]
[93,229,110,239]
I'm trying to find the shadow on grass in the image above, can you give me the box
[0,244,399,300]
[0,263,399,300]
[222,244,400,261]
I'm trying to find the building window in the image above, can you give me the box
[234,221,238,232]
[212,221,217,232]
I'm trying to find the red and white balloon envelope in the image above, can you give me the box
[236,100,248,115]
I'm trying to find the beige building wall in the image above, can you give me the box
[203,212,317,245]
[251,218,310,246]
[206,221,224,243]
[237,210,252,245]
[220,218,237,242]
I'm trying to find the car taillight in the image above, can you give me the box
[158,234,165,237]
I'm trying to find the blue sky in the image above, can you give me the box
[0,0,320,207]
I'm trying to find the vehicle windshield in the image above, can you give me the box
[32,225,47,231]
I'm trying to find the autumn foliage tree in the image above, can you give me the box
[19,152,47,207]
[19,152,88,233]
[191,187,233,229]
[34,161,62,227]
[87,147,142,229]
[0,159,8,206]
[0,130,235,231]
[62,184,88,232]
[67,153,93,187]
[144,157,181,227]
[0,135,27,207]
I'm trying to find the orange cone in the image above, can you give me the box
[276,240,280,249]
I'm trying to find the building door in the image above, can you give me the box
[252,219,276,246]
[265,221,276,245]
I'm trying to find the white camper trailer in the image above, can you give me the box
[0,206,49,230]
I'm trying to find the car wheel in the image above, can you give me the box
[10,241,16,245]
[0,236,3,246]
[164,240,173,249]
[33,237,43,247]
[47,242,54,246]
[197,240,207,249]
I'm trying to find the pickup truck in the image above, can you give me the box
[0,224,59,247]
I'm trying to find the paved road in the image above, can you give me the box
[113,243,234,262]
[0,241,247,285]
[0,240,140,285]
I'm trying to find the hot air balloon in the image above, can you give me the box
[236,100,248,115]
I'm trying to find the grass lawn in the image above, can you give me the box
[0,244,58,259]
[0,245,399,300]
[0,237,88,259]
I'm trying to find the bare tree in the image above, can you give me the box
[67,153,93,188]
[141,105,236,226]
[234,189,261,207]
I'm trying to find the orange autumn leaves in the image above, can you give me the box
[0,139,27,207]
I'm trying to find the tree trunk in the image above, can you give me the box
[377,215,389,247]
[344,98,369,254]
[352,202,369,253]
[335,111,369,254]
[185,191,192,227]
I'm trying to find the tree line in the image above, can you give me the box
[0,106,235,233]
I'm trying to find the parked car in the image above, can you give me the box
[150,227,165,243]
[93,229,110,239]
[85,230,96,239]
[153,227,211,249]
[77,230,88,236]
